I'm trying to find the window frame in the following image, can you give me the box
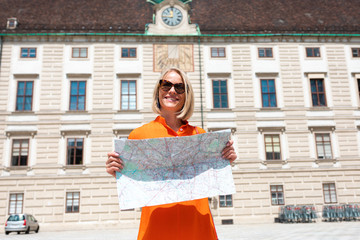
[306,47,321,58]
[219,194,233,207]
[310,79,327,107]
[7,18,17,29]
[66,138,84,165]
[270,185,285,206]
[69,81,87,111]
[120,80,137,110]
[121,48,137,58]
[315,133,333,160]
[352,48,360,58]
[20,47,37,58]
[210,47,226,58]
[72,47,88,58]
[264,134,281,160]
[11,139,29,167]
[65,192,80,213]
[258,48,273,58]
[15,81,34,111]
[212,79,229,109]
[323,183,337,204]
[260,79,277,108]
[9,193,24,215]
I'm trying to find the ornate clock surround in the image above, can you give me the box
[147,0,198,35]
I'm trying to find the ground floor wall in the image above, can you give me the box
[214,168,360,224]
[0,167,359,232]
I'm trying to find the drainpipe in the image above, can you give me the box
[197,36,204,129]
[0,36,3,70]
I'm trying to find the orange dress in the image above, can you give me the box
[128,116,218,240]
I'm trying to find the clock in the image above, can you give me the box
[161,7,183,26]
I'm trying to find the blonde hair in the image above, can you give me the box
[152,67,194,121]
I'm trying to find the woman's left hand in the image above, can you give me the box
[222,140,237,164]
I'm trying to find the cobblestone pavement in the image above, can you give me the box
[2,222,360,240]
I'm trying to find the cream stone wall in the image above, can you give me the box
[0,36,360,231]
[212,169,360,224]
[279,45,304,108]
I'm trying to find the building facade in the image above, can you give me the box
[0,0,360,231]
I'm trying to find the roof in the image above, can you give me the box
[0,0,359,35]
[190,0,360,34]
[0,0,153,34]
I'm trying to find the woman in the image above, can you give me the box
[106,67,237,240]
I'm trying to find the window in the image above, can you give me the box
[212,80,228,108]
[121,48,137,58]
[66,192,80,213]
[219,195,232,207]
[11,139,29,166]
[69,81,86,111]
[323,183,337,204]
[16,81,33,111]
[265,134,281,160]
[67,138,83,165]
[20,48,36,58]
[352,48,360,57]
[221,219,234,225]
[9,193,24,214]
[211,47,226,58]
[7,18,17,29]
[261,79,277,107]
[121,80,136,110]
[306,47,320,57]
[270,185,284,205]
[310,79,327,106]
[315,133,332,159]
[72,48,88,58]
[258,48,273,58]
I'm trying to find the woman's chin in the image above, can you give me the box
[160,103,182,112]
[161,100,179,107]
[163,105,180,111]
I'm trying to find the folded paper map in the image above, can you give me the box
[114,129,236,210]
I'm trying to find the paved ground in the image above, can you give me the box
[2,222,360,240]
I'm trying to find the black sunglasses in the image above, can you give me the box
[159,79,185,94]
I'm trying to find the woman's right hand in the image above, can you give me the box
[106,152,124,178]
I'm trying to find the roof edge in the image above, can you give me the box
[1,32,360,37]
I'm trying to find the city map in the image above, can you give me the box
[114,130,236,210]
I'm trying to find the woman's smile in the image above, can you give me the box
[164,95,179,102]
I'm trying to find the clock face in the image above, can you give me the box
[161,7,183,26]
